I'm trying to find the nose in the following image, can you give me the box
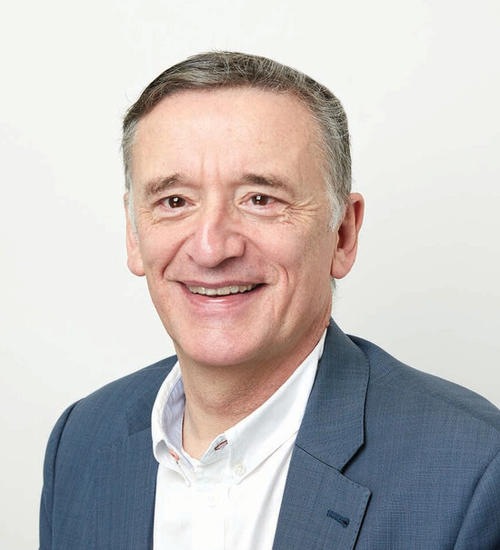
[185,203,245,268]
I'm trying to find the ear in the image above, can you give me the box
[124,192,145,277]
[330,193,364,279]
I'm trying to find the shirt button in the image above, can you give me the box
[233,463,246,477]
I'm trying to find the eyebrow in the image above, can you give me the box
[142,171,291,199]
[143,174,182,199]
[240,173,290,190]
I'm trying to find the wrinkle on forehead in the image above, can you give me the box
[130,87,325,190]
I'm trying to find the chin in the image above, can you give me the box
[174,335,264,369]
[164,315,261,360]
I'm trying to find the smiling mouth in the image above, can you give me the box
[186,284,259,296]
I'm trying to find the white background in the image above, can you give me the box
[1,1,499,547]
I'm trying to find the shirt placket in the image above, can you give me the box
[191,462,229,550]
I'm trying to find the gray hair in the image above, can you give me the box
[122,51,352,228]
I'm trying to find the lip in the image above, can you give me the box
[178,281,264,312]
[180,280,261,289]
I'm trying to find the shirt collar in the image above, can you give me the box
[151,331,326,481]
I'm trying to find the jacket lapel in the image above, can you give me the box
[95,385,162,549]
[273,321,371,550]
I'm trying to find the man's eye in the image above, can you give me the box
[165,196,186,208]
[251,194,272,206]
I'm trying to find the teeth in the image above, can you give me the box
[188,284,257,296]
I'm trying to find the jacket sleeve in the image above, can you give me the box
[39,402,80,550]
[453,447,500,550]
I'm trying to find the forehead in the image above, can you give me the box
[130,87,324,186]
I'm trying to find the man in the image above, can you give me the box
[40,52,500,549]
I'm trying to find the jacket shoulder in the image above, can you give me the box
[54,355,176,450]
[40,356,176,548]
[345,335,500,547]
[350,335,500,434]
[76,355,176,412]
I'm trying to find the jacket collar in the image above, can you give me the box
[95,360,175,550]
[295,319,369,470]
[272,320,371,550]
[125,359,177,436]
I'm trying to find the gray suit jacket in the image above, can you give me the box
[40,321,500,549]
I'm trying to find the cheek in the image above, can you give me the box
[138,229,180,275]
[259,224,332,284]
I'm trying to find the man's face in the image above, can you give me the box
[126,87,339,369]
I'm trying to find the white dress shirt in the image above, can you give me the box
[151,331,326,550]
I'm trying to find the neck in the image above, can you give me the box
[178,319,328,459]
